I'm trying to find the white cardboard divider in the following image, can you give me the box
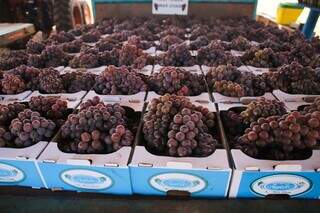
[83,90,146,111]
[284,101,311,111]
[273,89,320,103]
[62,66,106,75]
[201,65,250,75]
[230,50,245,57]
[0,141,48,160]
[0,91,32,101]
[213,92,276,104]
[38,142,131,167]
[153,64,202,75]
[146,91,211,104]
[246,65,271,74]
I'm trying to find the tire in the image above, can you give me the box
[54,0,84,32]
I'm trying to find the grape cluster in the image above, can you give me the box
[0,103,27,126]
[213,80,245,97]
[240,99,287,124]
[9,109,56,147]
[274,62,320,94]
[62,71,96,93]
[157,43,195,66]
[197,41,241,66]
[60,97,134,154]
[119,44,151,68]
[39,68,65,93]
[26,40,45,54]
[40,45,71,67]
[62,39,83,53]
[81,30,101,43]
[241,47,287,68]
[229,36,252,51]
[127,35,154,50]
[238,111,320,160]
[0,50,28,71]
[143,94,217,157]
[288,41,318,68]
[9,65,40,90]
[189,36,209,50]
[95,37,120,51]
[93,66,147,95]
[28,96,68,127]
[69,48,100,68]
[148,67,206,96]
[49,31,75,43]
[301,97,320,114]
[158,35,183,51]
[1,74,26,94]
[160,26,186,39]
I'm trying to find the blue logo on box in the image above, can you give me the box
[251,174,311,196]
[0,163,25,183]
[60,169,113,190]
[149,173,207,193]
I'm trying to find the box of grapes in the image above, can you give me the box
[0,95,77,189]
[37,96,143,195]
[129,94,231,198]
[218,100,320,199]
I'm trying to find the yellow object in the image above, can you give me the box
[276,3,304,25]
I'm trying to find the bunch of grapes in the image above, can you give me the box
[259,39,291,52]
[28,96,68,127]
[301,97,320,114]
[26,40,45,54]
[157,43,195,66]
[229,36,252,51]
[81,30,101,43]
[288,41,318,67]
[9,109,56,147]
[189,36,209,50]
[95,37,120,51]
[132,27,159,41]
[62,71,96,93]
[60,97,134,154]
[1,74,26,94]
[40,45,71,67]
[109,30,133,42]
[27,54,45,68]
[275,62,320,94]
[158,35,183,51]
[206,64,241,86]
[69,48,100,68]
[0,126,12,147]
[127,35,154,50]
[190,25,210,40]
[160,26,186,39]
[38,68,65,93]
[0,103,27,126]
[197,41,241,66]
[241,47,287,68]
[8,65,40,90]
[237,111,320,160]
[93,65,147,95]
[62,39,83,53]
[148,67,206,96]
[49,31,75,43]
[143,94,217,157]
[0,50,28,71]
[98,48,120,67]
[119,44,151,68]
[213,80,245,97]
[240,99,287,124]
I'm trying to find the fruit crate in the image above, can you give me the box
[273,90,320,103]
[129,99,231,198]
[218,102,320,199]
[36,99,144,195]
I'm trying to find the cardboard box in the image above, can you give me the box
[218,103,320,199]
[273,90,320,103]
[0,91,32,101]
[146,91,211,103]
[212,92,276,104]
[0,142,48,189]
[153,64,202,75]
[130,101,231,198]
[201,65,249,75]
[37,99,144,194]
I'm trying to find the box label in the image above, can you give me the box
[149,173,206,193]
[152,0,188,15]
[60,169,112,190]
[250,174,311,196]
[0,163,25,183]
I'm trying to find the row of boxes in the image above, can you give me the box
[1,90,320,199]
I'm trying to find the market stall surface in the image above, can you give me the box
[0,186,319,213]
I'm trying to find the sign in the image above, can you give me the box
[149,173,206,193]
[152,0,189,15]
[60,169,112,190]
[250,174,311,196]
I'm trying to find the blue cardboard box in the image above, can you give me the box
[130,101,231,198]
[0,142,48,189]
[218,102,320,199]
[37,98,144,195]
